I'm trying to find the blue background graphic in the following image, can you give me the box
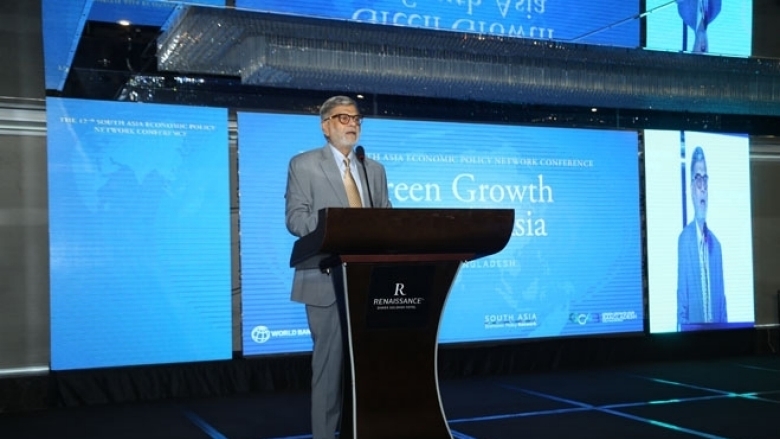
[239,112,644,355]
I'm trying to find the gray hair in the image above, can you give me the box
[690,146,706,180]
[320,96,358,120]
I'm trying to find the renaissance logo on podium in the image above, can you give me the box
[366,265,436,329]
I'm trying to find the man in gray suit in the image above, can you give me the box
[285,95,392,439]
[676,146,726,330]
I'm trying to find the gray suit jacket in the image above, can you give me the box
[676,221,727,327]
[285,144,392,306]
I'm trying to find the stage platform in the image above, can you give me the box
[1,329,778,439]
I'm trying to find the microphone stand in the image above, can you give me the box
[355,145,374,207]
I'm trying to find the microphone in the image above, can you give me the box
[355,145,374,208]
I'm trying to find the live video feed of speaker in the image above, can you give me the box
[47,98,232,370]
[644,130,755,334]
[644,0,752,57]
[239,112,644,356]
[235,0,639,47]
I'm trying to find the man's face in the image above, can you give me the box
[691,159,708,222]
[321,104,361,152]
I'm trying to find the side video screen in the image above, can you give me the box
[47,97,232,370]
[645,130,754,333]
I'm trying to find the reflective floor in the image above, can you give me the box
[1,355,779,439]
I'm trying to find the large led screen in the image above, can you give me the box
[240,113,643,355]
[644,0,752,56]
[645,130,754,333]
[47,98,232,370]
[235,0,639,47]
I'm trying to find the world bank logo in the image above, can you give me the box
[251,325,271,344]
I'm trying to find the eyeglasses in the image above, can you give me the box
[693,173,709,189]
[325,114,363,125]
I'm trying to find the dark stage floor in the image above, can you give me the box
[1,355,779,439]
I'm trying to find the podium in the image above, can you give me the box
[290,208,514,439]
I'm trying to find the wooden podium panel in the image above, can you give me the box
[290,208,514,270]
[291,208,514,439]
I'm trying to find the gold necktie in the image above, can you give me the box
[343,158,363,208]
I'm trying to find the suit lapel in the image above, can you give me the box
[318,145,350,207]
